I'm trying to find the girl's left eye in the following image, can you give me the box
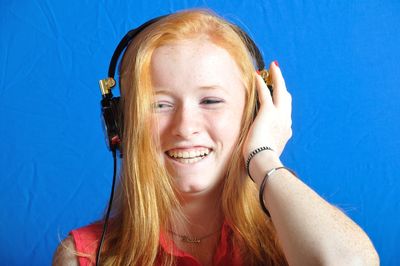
[201,98,224,105]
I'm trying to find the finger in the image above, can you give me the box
[269,61,291,113]
[269,61,287,107]
[255,73,273,108]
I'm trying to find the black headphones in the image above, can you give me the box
[98,14,272,154]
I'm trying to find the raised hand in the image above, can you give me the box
[243,61,293,162]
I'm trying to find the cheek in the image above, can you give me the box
[151,115,169,147]
[209,108,244,145]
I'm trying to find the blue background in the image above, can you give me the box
[1,0,399,265]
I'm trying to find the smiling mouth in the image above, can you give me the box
[166,148,211,164]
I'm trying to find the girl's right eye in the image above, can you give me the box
[151,102,174,112]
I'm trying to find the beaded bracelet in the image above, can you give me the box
[259,166,298,217]
[246,146,274,182]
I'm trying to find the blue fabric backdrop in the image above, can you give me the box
[1,0,399,265]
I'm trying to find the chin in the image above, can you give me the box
[173,174,224,195]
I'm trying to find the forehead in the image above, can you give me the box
[150,39,243,90]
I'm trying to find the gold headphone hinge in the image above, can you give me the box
[258,69,272,86]
[99,77,116,96]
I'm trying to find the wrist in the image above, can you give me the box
[249,151,283,185]
[245,146,274,181]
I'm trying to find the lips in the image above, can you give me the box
[166,148,211,164]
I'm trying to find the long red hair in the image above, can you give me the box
[100,9,287,265]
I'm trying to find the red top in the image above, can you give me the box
[70,221,242,265]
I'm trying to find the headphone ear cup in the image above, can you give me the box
[101,96,123,153]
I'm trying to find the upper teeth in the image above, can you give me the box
[167,148,210,159]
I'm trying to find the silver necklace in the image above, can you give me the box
[168,227,222,244]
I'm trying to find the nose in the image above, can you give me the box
[171,104,200,139]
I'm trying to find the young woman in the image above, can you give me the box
[53,9,379,266]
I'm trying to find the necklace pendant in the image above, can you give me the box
[181,236,201,243]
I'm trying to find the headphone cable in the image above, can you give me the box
[96,148,117,266]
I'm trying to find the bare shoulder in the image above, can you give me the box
[52,236,79,266]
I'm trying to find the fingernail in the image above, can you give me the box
[273,60,279,67]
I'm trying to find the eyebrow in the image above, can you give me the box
[154,85,228,94]
[198,85,227,92]
[198,85,231,96]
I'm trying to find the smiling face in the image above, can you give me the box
[151,38,246,194]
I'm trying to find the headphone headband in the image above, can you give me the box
[108,15,168,78]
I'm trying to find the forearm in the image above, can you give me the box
[250,152,379,265]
